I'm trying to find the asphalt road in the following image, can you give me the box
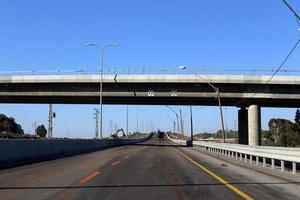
[1,134,300,200]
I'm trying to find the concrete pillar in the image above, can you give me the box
[248,105,261,146]
[238,107,248,144]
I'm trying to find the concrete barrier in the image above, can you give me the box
[0,134,152,169]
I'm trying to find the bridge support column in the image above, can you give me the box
[238,107,248,145]
[248,105,261,146]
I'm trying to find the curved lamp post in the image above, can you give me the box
[166,106,180,135]
[166,114,176,133]
[85,42,119,139]
[178,65,226,143]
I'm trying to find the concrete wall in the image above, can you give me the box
[0,134,152,169]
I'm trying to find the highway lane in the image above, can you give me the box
[0,134,300,200]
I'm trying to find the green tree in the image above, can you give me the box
[267,118,300,147]
[36,125,47,138]
[261,130,270,138]
[295,109,300,126]
[215,130,222,138]
[226,130,238,138]
[0,113,24,134]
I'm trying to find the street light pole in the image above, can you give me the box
[86,42,119,139]
[136,111,139,133]
[216,87,226,143]
[173,121,175,133]
[179,108,184,137]
[166,106,180,134]
[126,105,128,139]
[99,47,104,139]
[166,114,176,133]
[187,105,194,147]
[32,122,37,136]
[178,66,226,143]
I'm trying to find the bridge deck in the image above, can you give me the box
[0,75,299,107]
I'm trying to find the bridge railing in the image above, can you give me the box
[166,133,300,175]
[165,132,187,145]
[0,68,300,76]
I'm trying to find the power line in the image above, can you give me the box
[247,1,300,99]
[249,38,300,99]
[265,38,300,84]
[265,0,300,84]
[282,0,300,22]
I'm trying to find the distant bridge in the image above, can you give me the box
[1,74,300,146]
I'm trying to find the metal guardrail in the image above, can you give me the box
[166,133,300,175]
[165,133,186,145]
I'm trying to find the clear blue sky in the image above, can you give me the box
[0,0,299,138]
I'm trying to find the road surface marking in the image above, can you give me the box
[174,148,254,200]
[80,171,101,184]
[111,160,121,166]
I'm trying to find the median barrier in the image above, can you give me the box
[0,133,152,169]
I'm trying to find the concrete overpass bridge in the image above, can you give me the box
[1,74,300,146]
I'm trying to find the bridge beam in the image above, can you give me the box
[248,105,261,146]
[238,107,248,145]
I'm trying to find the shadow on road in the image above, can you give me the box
[1,182,300,190]
[127,143,186,147]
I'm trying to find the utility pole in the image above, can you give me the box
[224,107,228,138]
[179,108,184,137]
[150,122,154,132]
[32,122,37,136]
[114,122,118,133]
[136,112,139,133]
[187,105,194,147]
[141,118,144,133]
[174,122,176,133]
[178,66,226,143]
[166,106,180,134]
[94,108,100,139]
[109,120,113,136]
[166,114,176,133]
[126,105,128,139]
[234,120,237,132]
[48,104,55,139]
[217,87,226,142]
